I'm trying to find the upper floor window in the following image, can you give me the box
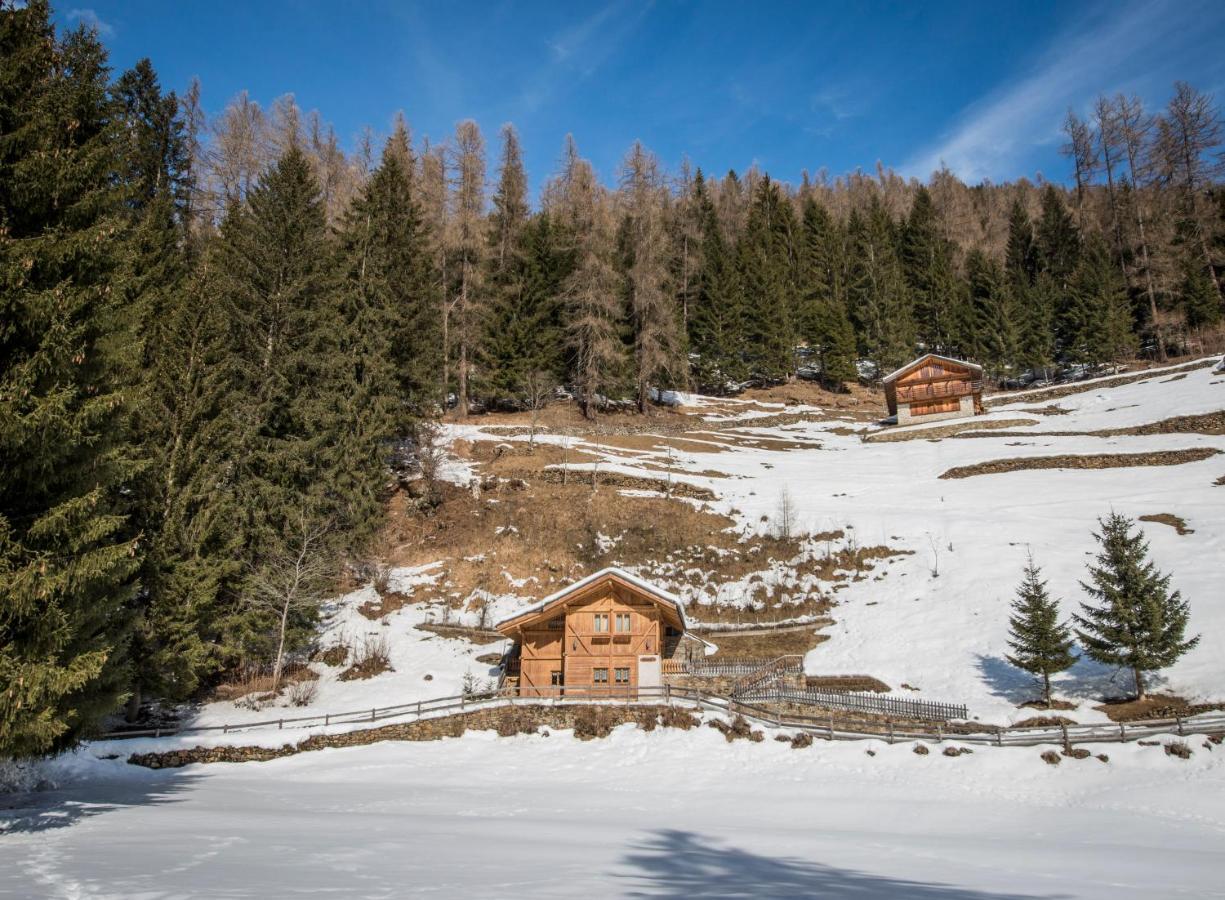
[593,668,609,684]
[593,613,609,633]
[615,613,631,633]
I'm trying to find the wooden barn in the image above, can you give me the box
[495,568,705,697]
[882,354,984,425]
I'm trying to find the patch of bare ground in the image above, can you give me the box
[1139,513,1194,535]
[1018,404,1072,416]
[806,675,891,693]
[738,379,884,415]
[702,627,830,658]
[207,665,319,708]
[956,410,1225,440]
[939,447,1221,480]
[863,418,1038,443]
[415,623,504,644]
[338,635,392,682]
[1216,474,1225,486]
[1019,698,1078,711]
[1014,716,1077,727]
[983,358,1216,408]
[1095,694,1225,722]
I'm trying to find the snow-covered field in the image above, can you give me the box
[3,723,1224,898]
[448,360,1225,724]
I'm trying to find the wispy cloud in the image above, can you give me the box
[517,1,654,116]
[66,8,115,38]
[901,0,1211,183]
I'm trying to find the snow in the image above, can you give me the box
[4,724,1224,898]
[494,566,689,630]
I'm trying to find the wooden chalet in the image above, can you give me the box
[495,568,705,697]
[882,354,984,424]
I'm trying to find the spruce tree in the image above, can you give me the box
[1,3,141,755]
[848,199,916,376]
[688,170,745,390]
[1006,556,1076,708]
[1074,513,1199,701]
[739,177,798,381]
[900,186,959,353]
[1179,261,1223,329]
[1064,237,1136,366]
[797,197,856,388]
[1036,185,1081,288]
[962,250,1016,376]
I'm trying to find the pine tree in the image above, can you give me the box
[213,147,357,665]
[739,177,798,381]
[1,3,141,756]
[962,249,1015,375]
[1036,185,1081,289]
[900,186,959,353]
[1005,200,1054,375]
[1063,237,1136,366]
[1074,513,1199,701]
[1006,556,1076,708]
[688,170,745,391]
[1179,260,1222,329]
[796,196,856,388]
[848,199,916,376]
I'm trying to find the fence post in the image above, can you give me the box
[417,700,422,717]
[1119,722,1126,742]
[996,729,1002,747]
[888,722,894,745]
[1177,716,1184,736]
[370,708,375,722]
[223,724,228,735]
[828,715,834,741]
[325,714,329,727]
[279,719,283,730]
[1060,722,1070,754]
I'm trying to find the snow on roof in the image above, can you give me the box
[495,566,687,631]
[881,353,983,384]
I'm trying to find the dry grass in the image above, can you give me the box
[940,448,1221,480]
[864,418,1038,443]
[208,665,319,708]
[700,627,829,658]
[1139,513,1194,535]
[338,635,393,682]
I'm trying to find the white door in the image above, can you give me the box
[638,655,661,690]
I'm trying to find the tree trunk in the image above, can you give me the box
[273,599,290,693]
[1133,666,1146,702]
[1043,672,1052,709]
[125,684,142,723]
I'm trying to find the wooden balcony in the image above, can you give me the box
[896,380,982,404]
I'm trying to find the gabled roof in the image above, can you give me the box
[495,567,687,634]
[881,353,983,384]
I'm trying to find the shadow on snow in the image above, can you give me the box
[617,829,1069,900]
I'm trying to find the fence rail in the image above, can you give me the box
[743,687,967,722]
[96,685,1225,750]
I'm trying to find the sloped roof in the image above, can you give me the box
[881,353,983,384]
[495,567,687,633]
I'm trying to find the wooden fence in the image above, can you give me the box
[744,687,968,722]
[686,657,803,678]
[96,685,1225,750]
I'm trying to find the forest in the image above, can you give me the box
[2,0,1224,760]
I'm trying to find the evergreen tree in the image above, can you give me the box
[739,177,798,381]
[848,199,916,375]
[1179,260,1223,329]
[900,186,960,353]
[1035,185,1081,288]
[797,196,856,388]
[1,3,141,756]
[1004,199,1038,286]
[962,249,1015,375]
[1074,513,1199,701]
[1006,556,1076,708]
[688,170,745,390]
[212,147,361,665]
[1063,237,1136,366]
[1005,200,1055,375]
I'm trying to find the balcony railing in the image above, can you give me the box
[896,380,982,404]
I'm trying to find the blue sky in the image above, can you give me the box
[60,1,1225,198]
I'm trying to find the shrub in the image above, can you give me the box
[1164,741,1192,759]
[573,707,617,740]
[660,707,699,731]
[1041,750,1061,765]
[313,644,349,667]
[635,710,658,732]
[339,634,392,682]
[942,746,972,757]
[790,732,813,749]
[1062,747,1090,760]
[913,744,930,755]
[287,679,319,707]
[1096,753,1110,763]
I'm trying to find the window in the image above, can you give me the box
[593,613,609,633]
[593,668,609,684]
[615,613,631,633]
[614,667,630,684]
[550,671,563,686]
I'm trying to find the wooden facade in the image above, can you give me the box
[882,354,984,424]
[496,569,691,697]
